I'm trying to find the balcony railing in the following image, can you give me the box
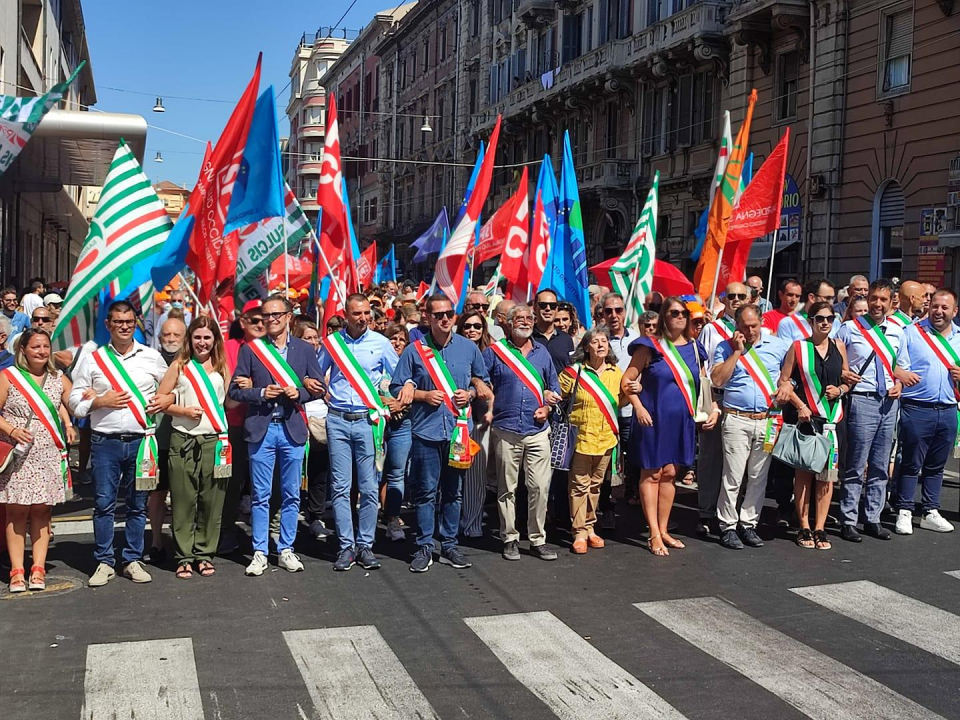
[577,159,638,192]
[630,0,727,58]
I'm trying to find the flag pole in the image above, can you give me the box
[708,245,725,311]
[765,232,778,309]
[312,236,348,306]
[282,219,290,297]
[177,273,202,309]
[622,260,643,326]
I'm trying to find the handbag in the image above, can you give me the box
[0,438,14,473]
[771,422,831,474]
[550,366,582,471]
[692,341,712,423]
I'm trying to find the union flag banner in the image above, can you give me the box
[357,242,378,289]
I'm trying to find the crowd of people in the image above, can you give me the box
[0,272,958,591]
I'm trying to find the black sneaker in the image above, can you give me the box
[863,522,892,541]
[529,544,558,561]
[739,527,764,548]
[333,547,356,572]
[502,540,521,561]
[439,546,472,569]
[356,546,381,570]
[409,546,433,573]
[720,529,744,549]
[840,524,862,543]
[696,521,711,538]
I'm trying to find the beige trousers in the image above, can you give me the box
[492,427,552,546]
[568,451,612,536]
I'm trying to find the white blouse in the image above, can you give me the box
[172,365,227,436]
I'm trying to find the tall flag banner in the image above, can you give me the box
[54,142,173,349]
[532,154,560,278]
[0,63,83,178]
[357,242,378,289]
[491,167,529,293]
[690,111,732,262]
[454,142,485,226]
[316,95,354,292]
[186,55,262,303]
[693,89,758,302]
[411,208,450,263]
[375,244,396,283]
[343,176,361,293]
[610,171,660,325]
[435,117,502,307]
[482,261,503,297]
[542,132,591,328]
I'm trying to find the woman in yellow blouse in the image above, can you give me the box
[559,328,625,554]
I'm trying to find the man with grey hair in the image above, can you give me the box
[483,303,562,561]
[835,275,869,317]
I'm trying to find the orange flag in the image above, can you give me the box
[693,89,758,302]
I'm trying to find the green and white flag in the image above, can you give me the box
[53,141,173,349]
[234,182,316,304]
[610,171,659,325]
[0,63,83,178]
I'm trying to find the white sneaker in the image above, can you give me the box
[245,551,269,576]
[895,509,914,535]
[386,518,405,542]
[920,510,954,533]
[122,561,152,583]
[88,563,116,587]
[278,549,304,572]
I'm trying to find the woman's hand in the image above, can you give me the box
[66,425,79,445]
[636,406,653,427]
[775,383,793,405]
[702,409,721,430]
[624,379,642,395]
[82,388,97,401]
[824,385,841,400]
[797,404,812,423]
[9,427,32,444]
[184,406,204,422]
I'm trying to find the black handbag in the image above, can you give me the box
[550,366,581,471]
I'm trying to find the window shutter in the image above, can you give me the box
[879,182,905,227]
[887,12,912,59]
[677,74,693,147]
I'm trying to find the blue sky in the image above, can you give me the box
[84,0,393,187]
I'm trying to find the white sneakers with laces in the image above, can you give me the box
[895,509,914,535]
[920,510,954,533]
[278,549,304,572]
[245,551,269,576]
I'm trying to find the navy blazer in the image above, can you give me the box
[228,335,324,445]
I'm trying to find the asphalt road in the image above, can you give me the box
[3,466,960,720]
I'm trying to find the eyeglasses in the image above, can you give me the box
[603,306,625,315]
[813,314,836,324]
[537,302,558,310]
[817,295,836,303]
[668,309,691,318]
[643,322,657,329]
[262,311,289,320]
[111,319,136,327]
[462,322,483,330]
[513,316,534,324]
[728,293,748,301]
[432,310,456,320]
[466,302,489,311]
[32,316,53,324]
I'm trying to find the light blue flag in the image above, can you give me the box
[375,245,396,283]
[454,142,484,226]
[411,208,449,263]
[343,177,361,290]
[223,86,285,235]
[533,153,560,287]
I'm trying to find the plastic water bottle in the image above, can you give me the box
[13,416,34,457]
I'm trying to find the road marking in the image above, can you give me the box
[944,571,960,580]
[53,520,170,537]
[283,626,440,720]
[82,637,204,719]
[635,597,943,720]
[464,610,687,720]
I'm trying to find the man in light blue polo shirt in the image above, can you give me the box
[318,294,400,572]
[892,288,960,535]
[777,277,841,342]
[711,305,789,550]
[836,278,904,543]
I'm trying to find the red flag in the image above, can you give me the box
[524,189,551,292]
[269,253,313,290]
[186,55,262,304]
[498,167,530,296]
[416,281,430,301]
[316,96,355,292]
[356,242,378,289]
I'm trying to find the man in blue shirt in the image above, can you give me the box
[891,288,960,535]
[1,286,29,337]
[318,294,400,572]
[483,303,562,562]
[391,295,490,573]
[711,304,789,550]
[776,278,841,342]
[836,278,904,542]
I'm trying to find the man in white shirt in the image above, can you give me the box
[20,278,45,318]
[69,300,170,587]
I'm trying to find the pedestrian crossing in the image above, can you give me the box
[77,576,960,720]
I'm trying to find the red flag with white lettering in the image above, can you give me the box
[357,242,378,289]
[316,96,355,293]
[498,167,530,296]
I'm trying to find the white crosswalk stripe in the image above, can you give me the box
[82,637,205,720]
[635,596,944,720]
[791,580,960,666]
[944,570,960,580]
[464,610,687,720]
[283,626,440,720]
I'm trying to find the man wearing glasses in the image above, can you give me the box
[746,276,772,313]
[229,296,325,577]
[532,289,574,373]
[833,275,868,318]
[0,286,29,337]
[776,278,841,342]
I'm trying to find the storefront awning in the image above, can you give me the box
[748,234,801,266]
[937,231,960,249]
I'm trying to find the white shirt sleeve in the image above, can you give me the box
[68,353,95,418]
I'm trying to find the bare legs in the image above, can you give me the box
[794,471,833,549]
[5,503,52,583]
[640,464,681,556]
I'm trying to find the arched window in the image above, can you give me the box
[871,180,904,279]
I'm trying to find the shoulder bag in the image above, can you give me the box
[550,366,581,471]
[771,422,831,474]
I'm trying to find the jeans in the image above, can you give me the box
[92,434,149,566]
[409,436,463,552]
[382,418,411,519]
[327,412,379,551]
[892,402,958,513]
[840,394,899,525]
[305,436,329,522]
[249,422,305,554]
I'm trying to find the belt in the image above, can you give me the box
[723,408,771,420]
[902,399,956,410]
[269,417,285,423]
[850,390,887,398]
[92,431,145,442]
[328,407,370,421]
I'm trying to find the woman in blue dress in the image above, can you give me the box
[621,297,719,557]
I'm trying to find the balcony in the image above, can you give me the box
[516,0,558,27]
[300,122,326,139]
[627,0,729,78]
[298,160,323,175]
[577,159,638,195]
[727,0,810,72]
[20,28,43,93]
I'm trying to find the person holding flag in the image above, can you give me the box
[0,329,78,593]
[317,294,400,572]
[69,301,171,587]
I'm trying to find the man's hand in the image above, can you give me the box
[234,376,253,390]
[384,397,403,413]
[453,389,471,408]
[824,385,842,401]
[775,384,793,405]
[398,383,415,406]
[82,388,97,401]
[147,393,174,415]
[898,370,921,387]
[533,405,550,423]
[888,382,902,399]
[263,384,283,400]
[949,365,960,383]
[841,369,862,386]
[474,380,493,402]
[702,409,721,430]
[423,390,446,407]
[543,390,561,406]
[304,377,325,396]
[730,331,746,353]
[282,386,299,400]
[93,389,131,410]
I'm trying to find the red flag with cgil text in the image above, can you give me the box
[316,96,355,292]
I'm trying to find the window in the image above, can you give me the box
[647,0,661,28]
[880,8,912,95]
[471,0,480,35]
[423,39,430,71]
[305,106,322,125]
[606,103,620,159]
[438,96,445,141]
[440,23,448,61]
[469,78,478,114]
[562,13,584,63]
[489,63,500,103]
[776,51,799,122]
[648,71,715,154]
[315,60,328,79]
[302,178,319,200]
[872,180,904,278]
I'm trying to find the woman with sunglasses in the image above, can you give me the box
[621,297,719,557]
[0,329,77,592]
[456,310,492,537]
[775,301,851,550]
[639,311,659,337]
[381,323,411,542]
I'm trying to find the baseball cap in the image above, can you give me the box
[241,299,263,315]
[685,301,705,319]
[43,293,63,305]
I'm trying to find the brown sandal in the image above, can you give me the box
[175,563,193,579]
[197,561,216,577]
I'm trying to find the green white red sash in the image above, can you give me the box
[3,368,70,489]
[855,315,897,382]
[916,324,960,458]
[93,346,158,488]
[887,310,913,328]
[794,340,843,473]
[323,331,389,470]
[735,344,782,451]
[711,316,735,341]
[790,312,812,339]
[650,337,698,416]
[415,337,472,468]
[248,337,307,425]
[491,339,545,407]
[182,359,232,478]
[563,364,619,438]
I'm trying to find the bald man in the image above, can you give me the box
[746,276,772,313]
[897,281,926,321]
[490,299,516,342]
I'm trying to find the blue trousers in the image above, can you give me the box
[249,422,305,554]
[381,418,411,519]
[892,402,958,513]
[840,394,899,525]
[327,412,380,551]
[409,436,463,552]
[92,434,149,566]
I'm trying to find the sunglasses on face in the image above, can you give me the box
[432,310,456,320]
[466,302,489,311]
[668,309,691,318]
[728,293,748,301]
[32,316,53,324]
[603,306,625,315]
[537,302,558,310]
[643,322,657,330]
[813,314,836,324]
[462,322,483,330]
[244,317,264,325]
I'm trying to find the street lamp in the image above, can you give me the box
[154,151,164,163]
[420,115,433,133]
[153,97,165,113]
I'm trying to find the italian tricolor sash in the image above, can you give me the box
[563,364,618,437]
[93,346,158,488]
[415,337,472,468]
[735,345,782,451]
[794,340,844,473]
[712,316,735,341]
[887,310,913,329]
[790,313,812,339]
[855,315,897,382]
[323,332,390,470]
[248,337,307,425]
[491,339,545,407]
[3,368,70,489]
[916,325,960,458]
[182,359,232,478]
[650,337,698,416]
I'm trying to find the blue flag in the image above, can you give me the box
[223,87,285,236]
[690,151,754,262]
[344,177,361,291]
[533,153,560,271]
[376,245,396,283]
[455,142,484,226]
[411,208,449,263]
[542,134,591,328]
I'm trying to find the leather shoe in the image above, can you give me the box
[720,529,743,549]
[863,522,892,540]
[840,524,862,543]
[739,527,764,548]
